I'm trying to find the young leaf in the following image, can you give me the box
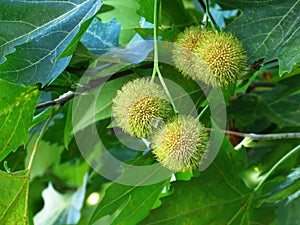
[0,80,40,161]
[34,174,88,225]
[0,0,102,86]
[217,0,300,74]
[0,170,30,225]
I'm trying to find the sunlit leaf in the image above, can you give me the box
[0,80,40,161]
[98,0,141,44]
[0,170,30,225]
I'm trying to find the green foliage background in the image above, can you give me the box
[0,0,300,224]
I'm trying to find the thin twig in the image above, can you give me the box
[36,63,154,110]
[205,128,300,141]
[87,63,153,89]
[35,91,77,109]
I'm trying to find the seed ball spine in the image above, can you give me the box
[152,115,209,172]
[194,30,247,87]
[112,78,174,138]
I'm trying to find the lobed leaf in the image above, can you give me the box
[0,0,102,86]
[0,80,40,161]
[0,170,30,225]
[140,137,276,224]
[98,0,141,44]
[89,172,168,225]
[81,18,121,56]
[217,0,300,74]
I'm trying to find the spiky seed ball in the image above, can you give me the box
[152,115,209,172]
[172,26,203,79]
[112,78,174,138]
[194,30,247,87]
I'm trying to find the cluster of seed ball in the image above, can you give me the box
[112,78,209,172]
[173,27,247,87]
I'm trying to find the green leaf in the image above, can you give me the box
[0,0,102,86]
[0,169,30,225]
[81,18,121,56]
[139,138,276,225]
[276,196,300,225]
[52,160,89,188]
[228,74,300,131]
[89,178,168,225]
[136,0,154,23]
[30,107,53,130]
[25,137,64,180]
[0,80,40,161]
[217,0,300,74]
[98,0,141,44]
[64,102,74,149]
[58,17,95,59]
[159,0,193,28]
[258,167,300,204]
[263,179,300,204]
[72,74,141,133]
[43,107,69,146]
[136,0,194,28]
[34,174,88,225]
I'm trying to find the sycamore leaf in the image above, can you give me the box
[140,137,276,225]
[217,0,300,74]
[25,137,64,180]
[34,174,88,225]
[276,196,300,225]
[89,180,168,225]
[0,170,30,225]
[0,80,40,161]
[98,0,141,44]
[81,18,121,56]
[89,152,170,225]
[0,0,102,86]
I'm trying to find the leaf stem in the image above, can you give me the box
[151,0,177,113]
[204,0,217,30]
[156,68,177,112]
[254,144,300,192]
[27,110,55,171]
[151,0,159,82]
[197,104,209,120]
